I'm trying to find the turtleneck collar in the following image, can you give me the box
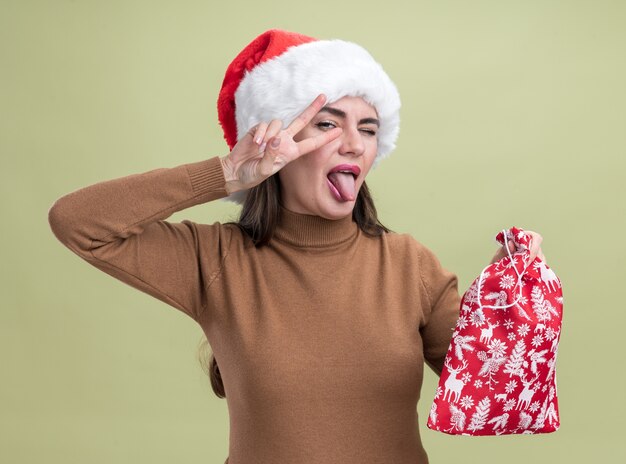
[273,205,358,248]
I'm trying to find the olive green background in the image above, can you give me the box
[2,0,624,463]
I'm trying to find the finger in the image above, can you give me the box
[246,123,259,137]
[253,122,268,145]
[296,127,343,156]
[530,240,542,260]
[538,250,546,263]
[264,119,283,143]
[257,137,280,177]
[490,248,505,265]
[527,231,543,252]
[285,94,327,136]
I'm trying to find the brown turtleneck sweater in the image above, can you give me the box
[48,156,461,464]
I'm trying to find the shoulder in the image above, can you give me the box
[377,232,446,281]
[383,231,452,277]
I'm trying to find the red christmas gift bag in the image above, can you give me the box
[427,227,563,435]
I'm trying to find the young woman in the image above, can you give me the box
[48,29,546,464]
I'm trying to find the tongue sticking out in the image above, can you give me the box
[327,172,356,201]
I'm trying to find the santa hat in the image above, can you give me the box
[217,29,401,204]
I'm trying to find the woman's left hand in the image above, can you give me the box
[489,230,547,265]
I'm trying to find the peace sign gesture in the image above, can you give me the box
[219,94,343,194]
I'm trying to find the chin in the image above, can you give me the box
[317,201,355,220]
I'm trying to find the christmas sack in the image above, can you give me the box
[427,226,563,436]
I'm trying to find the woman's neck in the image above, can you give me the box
[273,204,357,247]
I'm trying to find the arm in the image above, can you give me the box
[48,95,343,322]
[48,156,230,322]
[418,245,462,376]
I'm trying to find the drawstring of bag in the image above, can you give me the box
[475,229,533,315]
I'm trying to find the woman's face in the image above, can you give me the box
[278,96,379,220]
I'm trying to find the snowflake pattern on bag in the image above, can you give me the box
[427,227,563,436]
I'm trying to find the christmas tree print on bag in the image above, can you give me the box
[427,227,563,436]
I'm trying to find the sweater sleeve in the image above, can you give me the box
[418,244,462,376]
[47,156,230,322]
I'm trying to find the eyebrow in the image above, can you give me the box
[319,106,380,127]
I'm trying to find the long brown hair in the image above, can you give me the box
[198,174,391,398]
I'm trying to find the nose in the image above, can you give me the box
[337,126,365,157]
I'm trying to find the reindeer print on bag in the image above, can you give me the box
[427,227,563,436]
[443,359,469,402]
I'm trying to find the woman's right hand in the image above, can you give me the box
[219,94,343,194]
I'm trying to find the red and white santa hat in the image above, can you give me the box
[217,29,401,204]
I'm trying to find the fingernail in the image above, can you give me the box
[258,142,267,153]
[270,137,280,148]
